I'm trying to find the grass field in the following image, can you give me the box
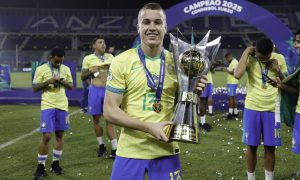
[0,105,300,179]
[10,71,248,88]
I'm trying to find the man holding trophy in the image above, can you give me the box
[104,3,220,180]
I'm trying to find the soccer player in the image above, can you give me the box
[271,29,300,155]
[103,3,207,180]
[81,36,118,158]
[198,70,213,132]
[224,52,239,119]
[32,47,73,179]
[234,38,287,180]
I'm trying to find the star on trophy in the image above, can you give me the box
[165,30,221,143]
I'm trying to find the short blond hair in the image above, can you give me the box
[137,3,166,26]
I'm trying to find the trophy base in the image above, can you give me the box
[165,124,198,144]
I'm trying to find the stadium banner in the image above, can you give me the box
[0,64,11,90]
[63,60,77,88]
[165,0,293,60]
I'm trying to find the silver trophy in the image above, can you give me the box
[165,30,221,143]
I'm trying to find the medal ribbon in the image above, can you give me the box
[138,47,165,103]
[257,58,269,86]
[48,62,60,78]
[94,52,105,62]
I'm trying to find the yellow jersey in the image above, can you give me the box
[245,53,287,111]
[207,71,213,84]
[33,63,73,111]
[82,53,114,71]
[106,48,179,159]
[227,58,239,84]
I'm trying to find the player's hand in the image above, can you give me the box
[268,77,282,88]
[268,59,280,73]
[89,67,99,74]
[46,77,59,85]
[146,121,173,142]
[245,46,255,56]
[195,75,207,95]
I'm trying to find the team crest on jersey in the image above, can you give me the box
[108,68,113,81]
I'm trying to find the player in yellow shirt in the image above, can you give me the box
[224,52,239,119]
[270,29,300,155]
[198,70,214,132]
[103,3,207,180]
[235,38,287,180]
[81,36,118,158]
[32,47,73,179]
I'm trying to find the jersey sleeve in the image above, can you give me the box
[279,55,288,74]
[81,56,89,71]
[33,66,43,84]
[66,67,73,84]
[106,57,126,94]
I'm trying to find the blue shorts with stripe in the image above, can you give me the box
[88,85,105,115]
[227,84,238,97]
[242,108,281,146]
[200,83,213,98]
[40,108,69,133]
[111,154,181,180]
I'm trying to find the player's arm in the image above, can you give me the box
[81,68,97,81]
[268,59,285,80]
[59,79,73,90]
[103,91,172,142]
[226,68,234,75]
[234,47,255,79]
[269,77,298,94]
[32,78,56,92]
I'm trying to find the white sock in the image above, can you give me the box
[247,171,255,180]
[53,149,63,162]
[229,108,233,114]
[265,170,274,180]
[97,136,104,145]
[208,105,213,114]
[200,115,206,125]
[234,108,238,114]
[111,139,118,150]
[38,154,48,166]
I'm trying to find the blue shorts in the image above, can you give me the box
[88,85,105,115]
[227,84,238,97]
[111,155,181,180]
[292,113,300,154]
[40,109,69,133]
[242,108,281,146]
[201,83,213,98]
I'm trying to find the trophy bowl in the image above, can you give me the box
[179,50,206,77]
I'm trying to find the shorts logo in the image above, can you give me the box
[108,69,113,81]
[41,122,46,128]
[292,137,296,148]
[244,132,248,142]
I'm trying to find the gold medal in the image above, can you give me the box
[153,101,163,113]
[262,84,267,89]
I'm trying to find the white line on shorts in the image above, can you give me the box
[0,109,81,150]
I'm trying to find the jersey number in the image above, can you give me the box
[170,170,181,180]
